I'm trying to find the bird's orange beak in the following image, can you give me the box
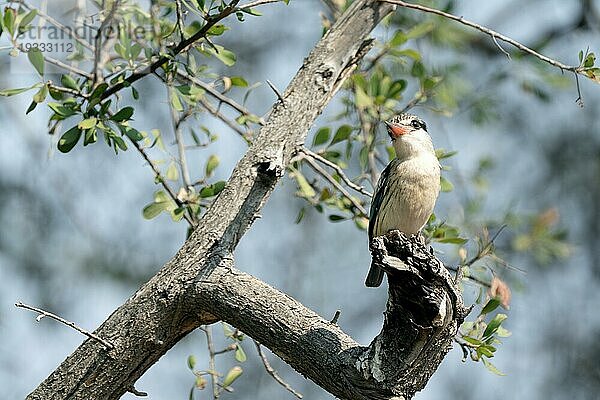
[385,122,409,139]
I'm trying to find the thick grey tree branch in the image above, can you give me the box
[190,231,467,400]
[27,1,396,399]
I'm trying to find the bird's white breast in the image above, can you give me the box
[373,154,440,236]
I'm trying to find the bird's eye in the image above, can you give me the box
[411,120,421,129]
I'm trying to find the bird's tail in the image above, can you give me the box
[365,264,384,287]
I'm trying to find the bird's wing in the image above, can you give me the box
[368,161,393,241]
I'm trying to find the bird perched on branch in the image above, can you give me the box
[365,113,441,287]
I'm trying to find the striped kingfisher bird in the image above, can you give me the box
[365,113,441,287]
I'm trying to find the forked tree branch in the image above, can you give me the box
[27,2,397,399]
[188,231,467,399]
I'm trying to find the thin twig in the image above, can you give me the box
[463,225,506,267]
[167,86,193,189]
[44,56,93,79]
[16,0,94,51]
[299,147,372,197]
[358,109,379,188]
[128,385,148,397]
[300,153,368,216]
[198,96,253,142]
[330,310,341,324]
[446,266,491,288]
[93,0,121,84]
[175,0,187,40]
[381,0,581,73]
[239,0,282,8]
[201,326,220,400]
[254,340,303,399]
[15,301,114,350]
[213,343,237,355]
[492,34,511,60]
[400,90,426,113]
[130,138,196,227]
[47,82,87,98]
[266,79,285,104]
[177,69,265,125]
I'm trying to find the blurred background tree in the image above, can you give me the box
[0,0,598,399]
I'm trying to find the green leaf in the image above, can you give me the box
[32,84,48,103]
[329,214,346,222]
[355,85,372,109]
[496,326,512,338]
[207,24,227,36]
[437,237,468,244]
[57,126,82,153]
[208,45,236,66]
[241,7,262,16]
[123,126,144,141]
[234,344,246,362]
[462,336,483,346]
[83,127,98,145]
[170,89,183,112]
[483,313,508,338]
[395,48,421,61]
[294,171,316,198]
[110,106,134,122]
[170,207,185,222]
[230,76,248,87]
[142,191,177,219]
[205,154,219,177]
[48,101,78,118]
[330,125,352,146]
[477,345,496,358]
[166,162,179,181]
[436,149,458,160]
[142,202,167,219]
[61,74,80,91]
[113,135,128,152]
[405,21,434,39]
[18,9,38,29]
[88,83,108,107]
[27,48,45,76]
[354,216,368,230]
[187,355,196,370]
[78,117,98,130]
[222,323,234,338]
[199,181,226,198]
[313,127,330,146]
[482,358,505,376]
[440,176,454,192]
[3,8,16,36]
[480,298,501,315]
[0,82,43,96]
[222,366,243,388]
[583,52,596,68]
[26,101,37,114]
[390,30,407,47]
[295,207,305,224]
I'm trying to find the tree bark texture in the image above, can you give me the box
[28,1,398,399]
[190,232,468,400]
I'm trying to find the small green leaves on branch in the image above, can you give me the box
[457,294,512,375]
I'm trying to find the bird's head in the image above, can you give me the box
[384,113,434,158]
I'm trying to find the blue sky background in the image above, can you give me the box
[1,1,599,399]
